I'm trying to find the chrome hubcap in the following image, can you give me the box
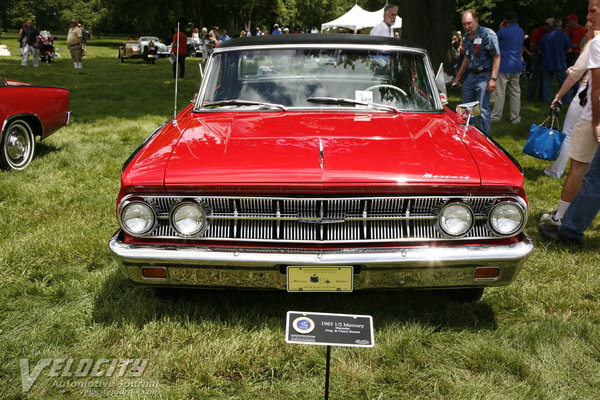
[5,125,31,165]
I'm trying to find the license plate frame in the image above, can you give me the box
[286,266,353,292]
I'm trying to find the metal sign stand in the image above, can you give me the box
[324,345,331,400]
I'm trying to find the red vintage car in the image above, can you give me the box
[109,35,533,301]
[0,76,70,170]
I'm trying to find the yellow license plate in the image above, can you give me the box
[287,266,353,292]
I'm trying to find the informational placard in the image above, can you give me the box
[285,311,374,347]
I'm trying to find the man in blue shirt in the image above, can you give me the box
[452,9,501,134]
[491,11,524,124]
[539,18,573,105]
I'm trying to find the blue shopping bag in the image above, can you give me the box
[523,113,565,161]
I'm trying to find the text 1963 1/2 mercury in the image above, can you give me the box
[1,76,70,170]
[109,35,533,301]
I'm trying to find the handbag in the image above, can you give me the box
[522,110,565,161]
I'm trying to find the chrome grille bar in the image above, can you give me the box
[120,195,526,243]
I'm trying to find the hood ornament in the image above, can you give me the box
[319,139,324,172]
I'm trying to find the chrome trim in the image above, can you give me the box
[109,231,533,289]
[169,200,209,237]
[119,200,157,236]
[1,113,44,138]
[488,201,526,236]
[437,201,475,238]
[117,194,528,243]
[319,138,324,172]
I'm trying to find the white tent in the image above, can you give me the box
[321,4,402,33]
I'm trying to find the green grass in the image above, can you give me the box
[1,37,600,399]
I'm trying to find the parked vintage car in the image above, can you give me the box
[109,35,533,301]
[118,36,169,63]
[0,76,70,170]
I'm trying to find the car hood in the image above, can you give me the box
[162,111,481,189]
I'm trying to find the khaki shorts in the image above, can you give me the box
[69,44,82,62]
[569,118,599,163]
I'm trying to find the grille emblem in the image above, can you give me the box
[298,218,345,224]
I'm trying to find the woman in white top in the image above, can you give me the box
[545,25,598,177]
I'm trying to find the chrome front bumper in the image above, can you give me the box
[108,231,533,290]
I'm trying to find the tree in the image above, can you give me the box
[402,0,456,72]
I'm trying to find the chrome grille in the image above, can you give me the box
[125,195,525,243]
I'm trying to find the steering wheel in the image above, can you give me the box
[365,84,407,97]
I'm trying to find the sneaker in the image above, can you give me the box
[538,222,583,247]
[540,209,561,226]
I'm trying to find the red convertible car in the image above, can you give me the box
[109,35,533,301]
[0,76,70,170]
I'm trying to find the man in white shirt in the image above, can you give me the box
[370,5,398,38]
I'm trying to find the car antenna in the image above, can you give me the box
[173,22,180,126]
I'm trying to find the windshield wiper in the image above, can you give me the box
[202,99,287,111]
[306,97,400,113]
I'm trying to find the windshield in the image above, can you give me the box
[197,47,440,112]
[141,37,159,42]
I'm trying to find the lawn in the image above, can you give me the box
[1,35,599,399]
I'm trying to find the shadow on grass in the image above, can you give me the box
[92,271,497,333]
[35,141,60,161]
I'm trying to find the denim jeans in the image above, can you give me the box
[21,44,39,67]
[558,142,600,241]
[463,72,491,134]
[541,70,572,105]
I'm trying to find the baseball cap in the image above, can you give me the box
[567,13,578,21]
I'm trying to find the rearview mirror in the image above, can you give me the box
[456,101,481,129]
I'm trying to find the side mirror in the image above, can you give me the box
[456,101,481,129]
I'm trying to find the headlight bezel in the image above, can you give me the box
[169,200,209,237]
[119,200,157,237]
[437,201,475,238]
[488,200,526,236]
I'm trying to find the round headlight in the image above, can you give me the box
[121,201,156,235]
[439,202,474,237]
[489,201,524,235]
[171,201,207,236]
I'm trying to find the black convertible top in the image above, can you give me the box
[218,33,421,50]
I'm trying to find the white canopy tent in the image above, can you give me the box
[320,4,402,33]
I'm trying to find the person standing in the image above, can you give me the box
[543,25,597,179]
[491,11,524,124]
[271,24,282,34]
[526,20,552,101]
[539,18,572,105]
[20,20,39,67]
[370,5,399,38]
[171,25,187,79]
[67,19,83,69]
[566,13,587,67]
[538,0,600,246]
[219,29,230,42]
[18,22,27,56]
[452,9,501,135]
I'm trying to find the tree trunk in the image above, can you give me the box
[401,0,456,73]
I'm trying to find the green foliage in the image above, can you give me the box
[59,0,109,33]
[455,0,588,31]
